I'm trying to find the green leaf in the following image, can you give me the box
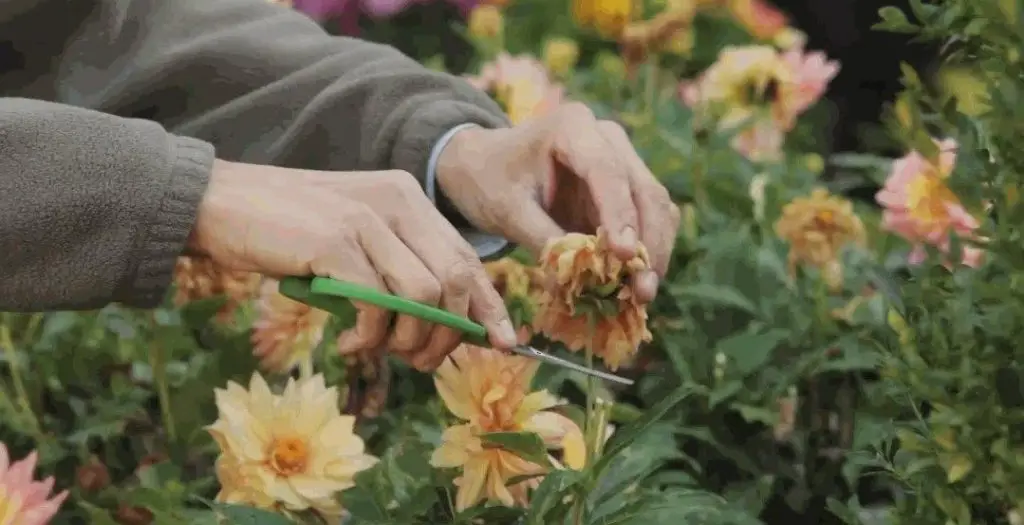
[826,498,867,525]
[179,296,229,329]
[866,263,905,316]
[671,284,759,316]
[78,502,122,525]
[714,328,787,376]
[873,7,920,33]
[593,385,697,474]
[207,502,292,525]
[480,431,552,467]
[524,469,582,525]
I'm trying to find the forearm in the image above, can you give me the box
[0,98,213,311]
[19,0,509,183]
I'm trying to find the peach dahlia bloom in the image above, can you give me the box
[875,138,984,268]
[172,256,260,322]
[251,279,330,374]
[430,344,585,511]
[466,53,565,125]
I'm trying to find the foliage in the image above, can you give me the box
[0,0,1015,523]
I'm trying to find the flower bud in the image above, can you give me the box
[543,38,580,77]
[680,203,698,244]
[468,4,504,40]
[748,174,767,221]
[802,153,824,175]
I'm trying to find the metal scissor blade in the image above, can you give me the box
[508,345,635,386]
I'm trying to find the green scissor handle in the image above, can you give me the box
[278,276,491,347]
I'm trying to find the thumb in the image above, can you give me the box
[502,198,566,255]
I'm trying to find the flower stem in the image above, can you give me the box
[299,355,314,380]
[149,335,177,443]
[643,58,659,119]
[0,315,41,434]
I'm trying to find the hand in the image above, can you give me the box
[188,160,518,370]
[436,103,680,302]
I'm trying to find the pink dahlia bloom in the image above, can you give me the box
[0,443,68,525]
[292,0,480,20]
[678,44,838,161]
[875,138,985,267]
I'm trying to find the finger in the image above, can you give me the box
[549,104,640,257]
[394,197,519,351]
[410,274,472,371]
[631,270,660,304]
[354,208,441,356]
[499,197,567,255]
[310,235,392,356]
[597,120,680,278]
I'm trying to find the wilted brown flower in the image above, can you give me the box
[135,452,169,477]
[533,229,652,370]
[76,456,110,493]
[115,504,154,525]
[251,279,329,374]
[621,0,699,68]
[773,393,797,441]
[173,256,259,322]
[774,188,866,290]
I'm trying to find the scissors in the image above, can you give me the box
[278,276,634,386]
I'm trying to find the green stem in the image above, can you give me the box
[299,355,314,380]
[643,58,659,119]
[0,316,41,434]
[21,314,42,345]
[149,338,177,443]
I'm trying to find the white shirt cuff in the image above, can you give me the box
[426,123,511,260]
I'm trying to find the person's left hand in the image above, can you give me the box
[436,103,680,302]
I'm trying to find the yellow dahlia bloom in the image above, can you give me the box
[573,0,633,38]
[430,344,585,511]
[173,256,260,322]
[207,373,378,518]
[774,188,866,290]
[533,229,652,370]
[251,279,329,374]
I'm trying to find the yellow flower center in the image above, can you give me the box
[906,174,958,225]
[269,437,309,476]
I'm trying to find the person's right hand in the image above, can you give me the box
[187,159,518,371]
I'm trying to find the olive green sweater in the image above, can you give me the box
[0,0,509,312]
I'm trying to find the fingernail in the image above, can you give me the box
[635,271,659,302]
[620,226,638,249]
[496,319,518,347]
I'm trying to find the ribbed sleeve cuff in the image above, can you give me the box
[121,135,215,308]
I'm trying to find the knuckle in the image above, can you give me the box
[382,170,423,196]
[442,258,478,292]
[561,101,594,121]
[408,276,442,305]
[597,120,629,140]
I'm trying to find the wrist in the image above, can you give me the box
[436,125,491,193]
[187,158,245,257]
